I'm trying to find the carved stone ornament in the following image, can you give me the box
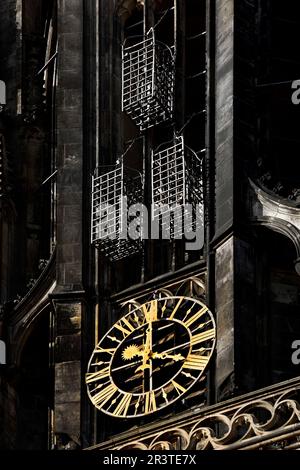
[249,179,300,273]
[87,377,300,451]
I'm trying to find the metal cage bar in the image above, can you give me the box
[91,162,143,261]
[151,136,203,239]
[122,28,175,131]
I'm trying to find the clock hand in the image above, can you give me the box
[154,341,192,355]
[134,323,154,392]
[122,340,188,363]
[144,327,152,354]
[135,326,152,373]
[120,326,154,376]
[111,359,142,372]
[121,323,173,343]
[149,322,153,392]
[152,352,185,361]
[163,342,213,355]
[113,345,209,373]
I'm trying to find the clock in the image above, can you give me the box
[86,296,216,418]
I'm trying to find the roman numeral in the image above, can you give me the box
[183,354,209,370]
[144,391,157,413]
[95,346,115,355]
[190,328,215,345]
[183,306,208,328]
[171,380,187,394]
[113,393,132,417]
[134,396,142,415]
[91,383,117,407]
[132,311,145,327]
[162,388,169,404]
[114,317,135,337]
[107,335,121,344]
[86,366,110,384]
[168,298,184,320]
[142,300,158,322]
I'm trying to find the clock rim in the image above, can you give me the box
[86,296,216,418]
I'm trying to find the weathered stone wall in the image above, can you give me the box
[0,0,22,113]
[214,0,234,238]
[54,302,82,447]
[215,236,235,399]
[56,0,83,292]
[0,381,18,449]
[213,0,235,400]
[0,2,21,448]
[53,0,84,449]
[0,0,21,300]
[213,0,258,400]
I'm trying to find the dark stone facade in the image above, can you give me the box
[1,0,300,451]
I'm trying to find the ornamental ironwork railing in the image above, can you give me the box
[91,162,143,261]
[122,28,175,131]
[86,376,300,451]
[151,136,203,240]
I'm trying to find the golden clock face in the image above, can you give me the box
[86,296,216,418]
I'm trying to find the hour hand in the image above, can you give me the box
[152,352,185,362]
[135,363,151,373]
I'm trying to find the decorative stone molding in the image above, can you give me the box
[4,251,56,366]
[86,377,300,451]
[119,273,206,308]
[251,216,300,259]
[250,179,300,228]
[250,179,300,273]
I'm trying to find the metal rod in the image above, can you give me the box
[187,31,206,41]
[224,423,300,451]
[42,169,58,185]
[37,50,58,76]
[122,135,143,159]
[125,20,144,31]
[256,79,295,88]
[176,110,206,135]
[241,429,300,450]
[152,6,174,31]
[196,148,206,155]
[187,69,207,80]
[124,136,144,145]
[282,441,300,450]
